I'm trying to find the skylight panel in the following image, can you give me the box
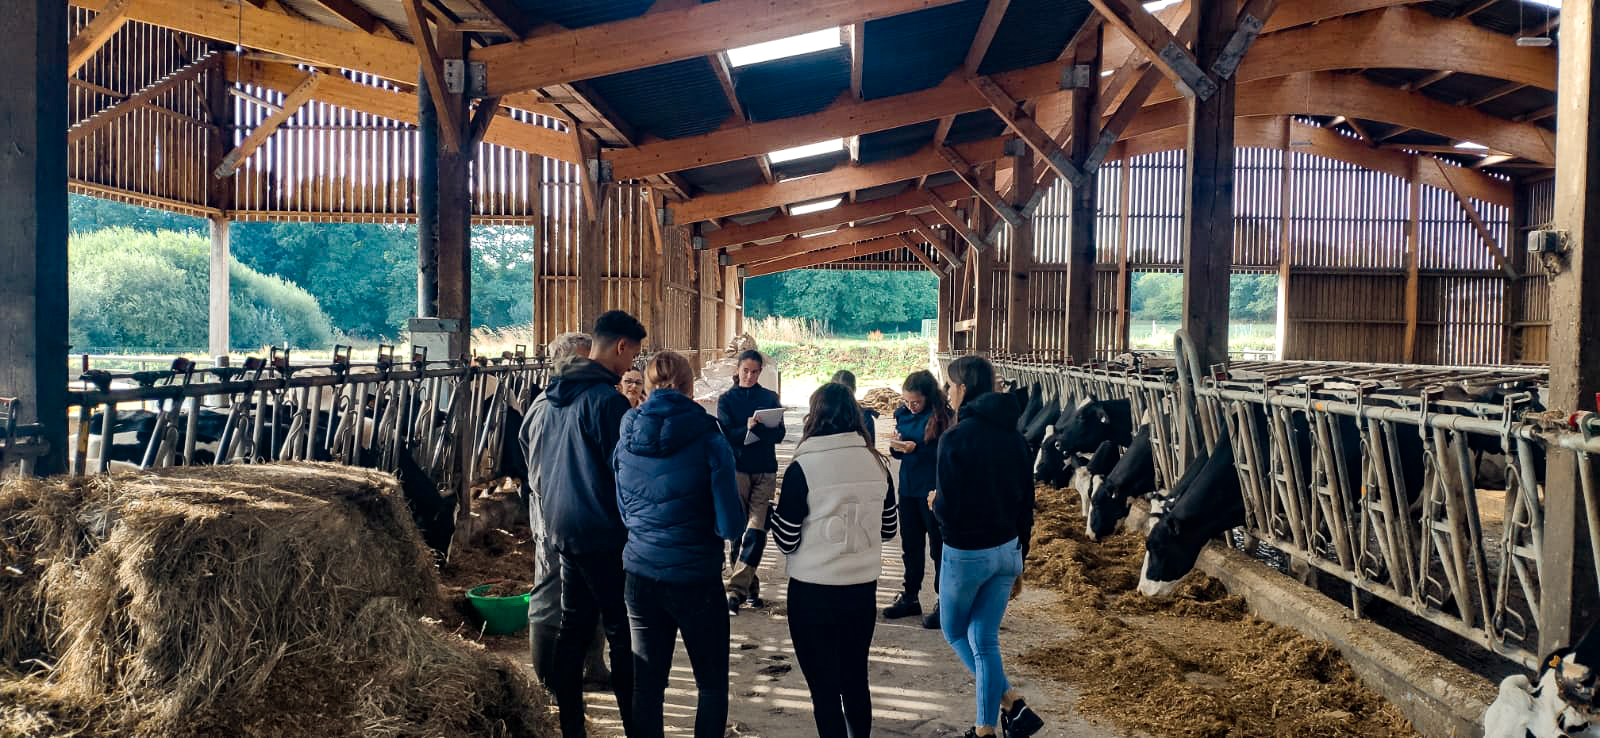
[767,138,845,164]
[801,228,840,238]
[727,28,843,67]
[790,198,843,216]
[1455,141,1488,150]
[1523,0,1559,9]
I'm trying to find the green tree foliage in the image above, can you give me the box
[70,194,206,236]
[1129,272,1278,322]
[69,228,334,352]
[743,269,938,335]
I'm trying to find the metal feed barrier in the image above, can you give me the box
[0,345,549,494]
[942,340,1600,670]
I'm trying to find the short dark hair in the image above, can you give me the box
[830,369,857,392]
[593,310,646,349]
[736,349,764,367]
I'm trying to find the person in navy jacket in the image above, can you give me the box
[830,370,879,439]
[614,350,744,738]
[883,370,953,630]
[718,350,785,613]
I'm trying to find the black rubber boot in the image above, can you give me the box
[528,624,559,690]
[883,592,922,619]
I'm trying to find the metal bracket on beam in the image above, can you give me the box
[588,158,613,185]
[692,235,708,251]
[1020,188,1050,219]
[1061,64,1094,90]
[1211,14,1264,81]
[657,207,673,226]
[718,251,730,266]
[1159,42,1218,100]
[1045,150,1088,188]
[443,59,466,94]
[737,266,748,279]
[467,61,489,98]
[1004,138,1029,158]
[1081,130,1120,176]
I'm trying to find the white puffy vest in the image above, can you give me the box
[783,432,889,586]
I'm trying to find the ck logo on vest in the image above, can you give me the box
[821,499,869,555]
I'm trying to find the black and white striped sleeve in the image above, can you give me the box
[768,462,809,554]
[881,466,898,541]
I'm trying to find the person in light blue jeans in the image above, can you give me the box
[932,356,1044,738]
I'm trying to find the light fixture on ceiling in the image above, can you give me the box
[1516,0,1557,46]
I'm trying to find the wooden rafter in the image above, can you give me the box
[215,71,324,176]
[920,196,989,253]
[970,76,1086,185]
[1457,0,1499,18]
[466,95,503,149]
[937,146,1022,227]
[1088,0,1218,99]
[711,52,743,119]
[1404,69,1453,91]
[459,0,530,37]
[848,23,865,100]
[728,215,920,265]
[1429,156,1518,279]
[707,184,969,248]
[476,0,966,96]
[911,219,967,266]
[1472,153,1515,169]
[304,0,390,35]
[896,233,944,273]
[403,0,462,152]
[965,0,1013,71]
[68,0,133,75]
[1515,105,1556,123]
[746,237,908,277]
[68,55,219,144]
[1465,82,1526,107]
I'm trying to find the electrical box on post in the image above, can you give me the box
[408,318,459,365]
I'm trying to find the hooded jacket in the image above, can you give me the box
[537,357,632,556]
[934,390,1036,557]
[717,383,785,474]
[890,405,939,497]
[614,389,745,582]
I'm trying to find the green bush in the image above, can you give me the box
[69,228,334,352]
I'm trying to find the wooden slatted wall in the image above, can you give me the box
[1512,177,1554,364]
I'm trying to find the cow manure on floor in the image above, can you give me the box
[1019,484,1417,738]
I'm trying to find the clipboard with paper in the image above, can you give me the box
[744,408,784,445]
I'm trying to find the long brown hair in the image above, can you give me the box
[802,382,882,460]
[903,370,952,442]
[947,355,995,404]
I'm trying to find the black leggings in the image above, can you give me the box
[787,579,877,738]
[626,573,730,738]
[899,498,943,596]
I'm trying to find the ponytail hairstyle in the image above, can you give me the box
[903,370,953,443]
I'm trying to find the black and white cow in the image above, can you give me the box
[1484,621,1600,738]
[1138,436,1244,597]
[1072,439,1122,519]
[1023,384,1062,452]
[1052,398,1135,457]
[395,445,459,563]
[1085,428,1157,541]
[76,407,235,469]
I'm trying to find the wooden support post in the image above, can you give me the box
[1275,116,1292,360]
[208,218,230,358]
[1541,0,1600,656]
[723,265,742,343]
[417,70,439,318]
[1179,0,1238,373]
[1116,151,1132,353]
[1008,148,1034,355]
[646,191,668,347]
[938,273,953,353]
[433,30,471,358]
[1,0,68,476]
[1402,156,1422,363]
[972,200,995,353]
[1506,183,1528,364]
[579,214,605,334]
[1065,31,1100,363]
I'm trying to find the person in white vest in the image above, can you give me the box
[768,382,897,738]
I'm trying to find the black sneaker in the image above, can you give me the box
[747,593,765,609]
[727,593,742,616]
[882,593,922,619]
[921,603,940,630]
[1000,697,1044,738]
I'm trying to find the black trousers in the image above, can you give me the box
[554,550,635,738]
[625,573,730,738]
[899,497,943,597]
[787,579,877,738]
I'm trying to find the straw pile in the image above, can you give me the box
[861,387,901,417]
[0,463,556,738]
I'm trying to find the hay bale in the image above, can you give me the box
[0,463,556,738]
[861,387,901,417]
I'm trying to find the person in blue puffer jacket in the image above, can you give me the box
[615,350,745,738]
[883,369,954,631]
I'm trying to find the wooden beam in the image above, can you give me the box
[1429,156,1518,279]
[214,71,323,176]
[1403,69,1453,91]
[1180,0,1237,372]
[1088,0,1218,99]
[1344,117,1375,145]
[67,0,132,75]
[707,183,971,248]
[964,0,1012,72]
[1006,147,1034,354]
[1516,105,1556,124]
[710,52,743,119]
[746,237,907,277]
[573,130,602,221]
[609,60,1061,180]
[1472,153,1515,170]
[466,95,501,149]
[1457,0,1498,18]
[848,23,865,100]
[1402,156,1421,362]
[938,146,1022,227]
[404,0,462,152]
[477,0,966,96]
[1064,26,1098,363]
[67,54,218,144]
[1465,82,1526,108]
[729,215,921,265]
[970,76,1087,186]
[915,207,978,259]
[897,232,943,273]
[303,0,387,34]
[672,138,1008,223]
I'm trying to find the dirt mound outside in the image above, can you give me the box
[1020,482,1416,738]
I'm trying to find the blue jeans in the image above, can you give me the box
[939,539,1023,729]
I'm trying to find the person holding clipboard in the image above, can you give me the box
[717,349,786,614]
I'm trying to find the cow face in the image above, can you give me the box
[1138,513,1197,597]
[1483,657,1600,738]
[1085,477,1124,541]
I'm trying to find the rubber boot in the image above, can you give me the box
[528,624,560,690]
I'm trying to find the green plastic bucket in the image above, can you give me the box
[466,583,531,636]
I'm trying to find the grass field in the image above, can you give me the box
[1129,320,1278,356]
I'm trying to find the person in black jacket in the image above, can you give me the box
[718,349,785,614]
[540,310,646,738]
[830,370,878,439]
[883,370,953,630]
[933,356,1045,738]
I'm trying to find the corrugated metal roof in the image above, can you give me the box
[1479,87,1554,121]
[735,47,852,123]
[584,58,732,140]
[772,151,850,180]
[859,121,939,165]
[861,0,988,100]
[976,0,1092,75]
[726,208,782,226]
[923,171,962,188]
[680,157,768,195]
[507,0,656,29]
[944,109,1006,145]
[855,180,914,202]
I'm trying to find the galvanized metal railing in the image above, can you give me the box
[947,343,1582,669]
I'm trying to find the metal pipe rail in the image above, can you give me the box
[952,348,1587,670]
